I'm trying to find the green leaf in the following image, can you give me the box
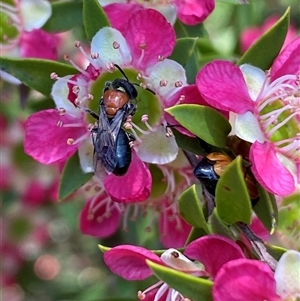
[0,57,76,97]
[165,104,231,148]
[216,156,252,225]
[266,244,286,261]
[147,260,213,301]
[174,20,207,39]
[237,7,290,69]
[59,153,93,201]
[178,184,209,233]
[253,185,278,232]
[170,38,198,67]
[98,244,111,253]
[185,227,210,245]
[83,0,110,41]
[210,210,236,239]
[43,1,83,32]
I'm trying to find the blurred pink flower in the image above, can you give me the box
[196,37,300,196]
[0,0,59,84]
[100,0,215,29]
[240,16,298,53]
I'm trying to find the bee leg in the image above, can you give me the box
[84,108,99,120]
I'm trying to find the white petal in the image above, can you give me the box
[240,64,266,101]
[235,111,265,143]
[150,4,177,25]
[146,59,187,99]
[136,125,178,164]
[20,0,52,31]
[161,248,201,271]
[275,250,300,298]
[78,138,94,173]
[51,76,82,118]
[98,0,125,5]
[91,27,132,68]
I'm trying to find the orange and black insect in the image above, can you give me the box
[88,64,155,177]
[193,150,259,206]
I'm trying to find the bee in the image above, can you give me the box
[193,152,259,205]
[88,64,154,177]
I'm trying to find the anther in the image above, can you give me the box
[141,115,148,123]
[72,85,80,94]
[74,40,81,47]
[74,98,81,106]
[137,291,146,300]
[139,43,147,49]
[50,72,58,80]
[91,52,99,59]
[175,80,183,87]
[160,79,168,87]
[112,41,120,49]
[157,55,164,61]
[95,186,101,192]
[58,108,66,115]
[56,120,63,127]
[107,62,115,72]
[64,54,70,61]
[140,82,147,89]
[137,73,143,80]
[171,251,179,258]
[179,95,185,102]
[67,138,75,145]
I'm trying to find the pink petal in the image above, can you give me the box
[79,193,121,238]
[22,180,47,207]
[159,211,192,248]
[271,37,300,81]
[20,29,59,60]
[213,259,280,301]
[175,0,215,25]
[24,109,88,164]
[103,245,163,280]
[250,141,295,196]
[103,3,143,33]
[184,234,245,278]
[240,27,262,52]
[124,9,176,70]
[104,151,152,203]
[196,60,254,113]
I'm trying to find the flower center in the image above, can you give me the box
[0,1,22,51]
[256,72,300,161]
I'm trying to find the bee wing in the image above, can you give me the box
[93,104,126,176]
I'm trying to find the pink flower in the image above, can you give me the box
[196,37,300,196]
[103,235,245,300]
[100,0,215,29]
[0,0,59,84]
[240,15,298,53]
[213,250,300,301]
[27,9,188,201]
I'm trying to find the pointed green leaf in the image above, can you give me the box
[216,156,252,225]
[59,153,93,201]
[237,8,290,69]
[83,0,110,41]
[0,57,76,97]
[43,1,83,32]
[266,244,286,261]
[178,184,209,233]
[174,20,207,39]
[165,104,231,148]
[210,210,236,239]
[253,185,278,232]
[185,227,209,245]
[147,260,213,301]
[98,244,111,253]
[170,38,198,66]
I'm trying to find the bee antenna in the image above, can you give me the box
[114,64,129,81]
[132,83,156,95]
[114,64,156,95]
